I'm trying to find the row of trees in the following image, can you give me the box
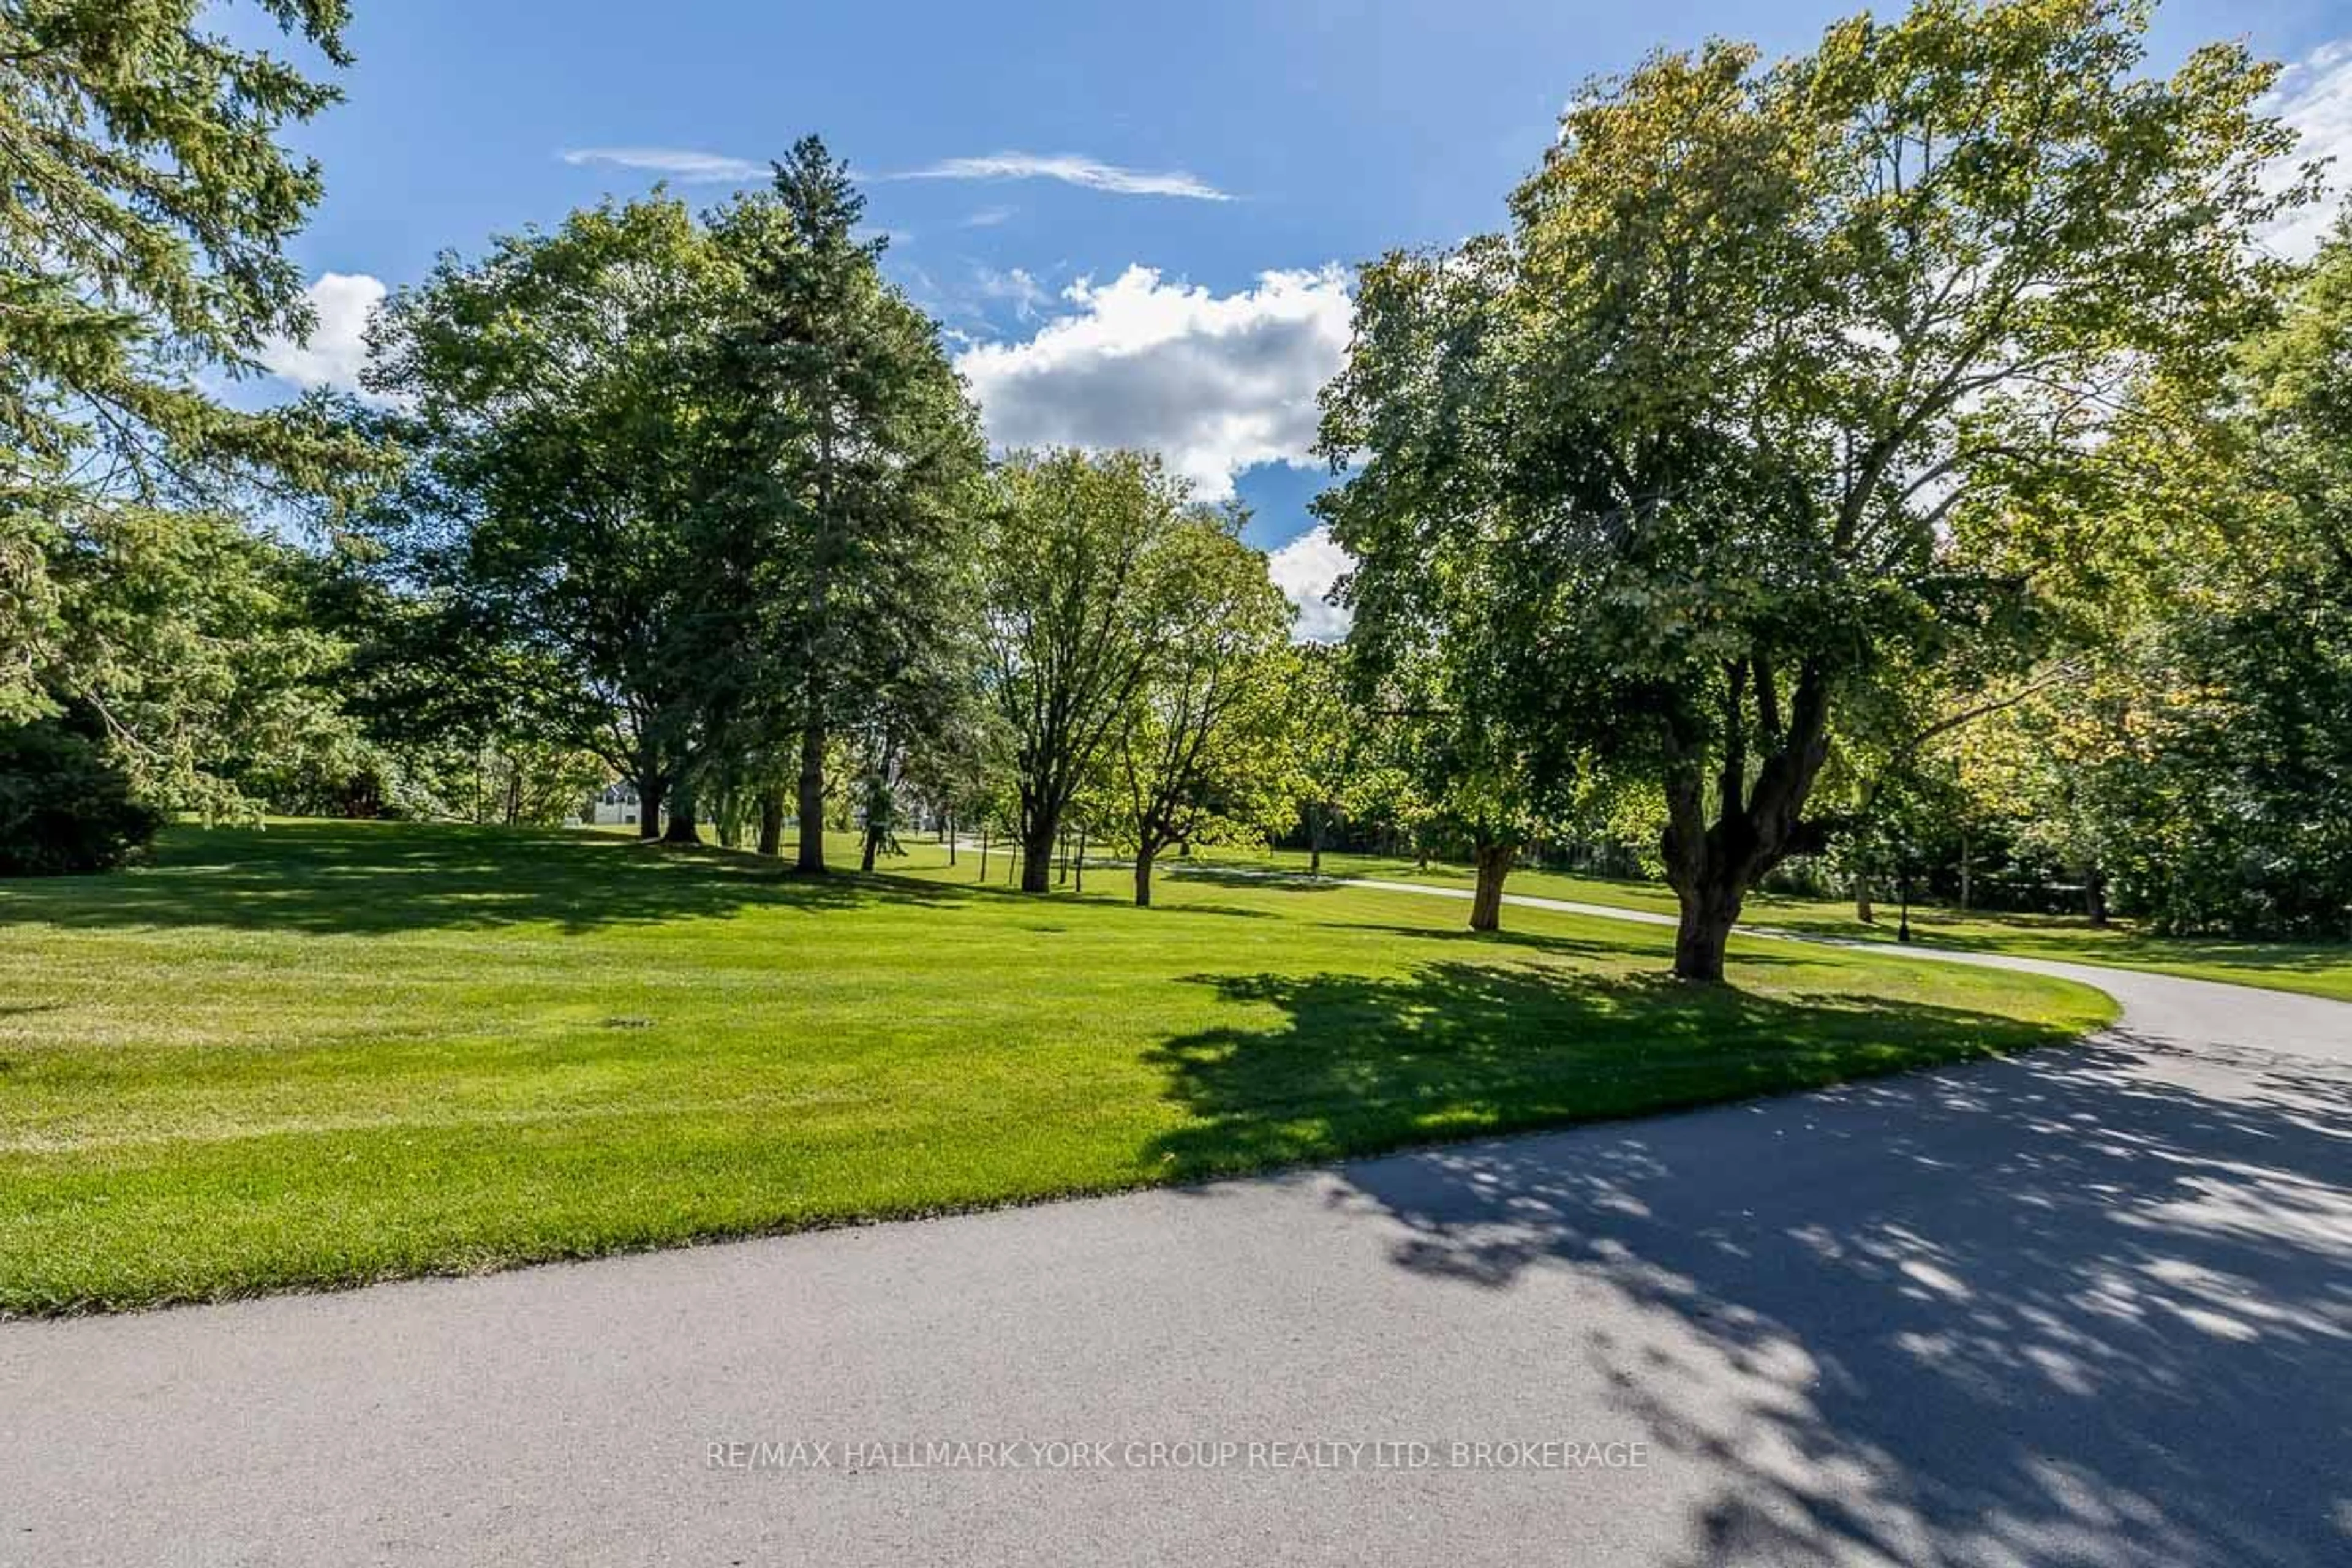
[6,0,2348,976]
[342,144,1316,900]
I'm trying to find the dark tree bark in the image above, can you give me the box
[1019,812,1057,894]
[795,719,827,874]
[946,811,957,867]
[2084,867,2109,926]
[1662,657,1835,983]
[636,775,665,841]
[1673,881,1744,982]
[1134,845,1156,907]
[1855,878,1875,924]
[756,790,785,856]
[662,780,701,845]
[860,823,880,873]
[1469,840,1512,932]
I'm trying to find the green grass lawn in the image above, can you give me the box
[0,820,2114,1315]
[1188,844,2352,1003]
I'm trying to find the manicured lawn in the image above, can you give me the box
[1189,845,2352,1003]
[0,820,2113,1315]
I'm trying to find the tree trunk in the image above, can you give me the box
[1855,877,1875,924]
[1958,832,1973,913]
[756,790,784,857]
[637,776,665,841]
[796,719,827,874]
[979,826,989,882]
[1073,826,1086,894]
[1019,813,1056,894]
[1307,804,1324,877]
[947,812,957,867]
[1469,841,1512,933]
[1661,659,1835,983]
[662,780,701,845]
[1672,881,1743,983]
[2084,867,2109,927]
[861,823,880,873]
[1134,845,1156,907]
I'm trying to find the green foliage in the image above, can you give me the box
[0,712,164,875]
[1322,0,2304,975]
[0,1,379,814]
[1087,506,1296,897]
[704,138,988,862]
[362,195,731,821]
[981,449,1215,886]
[1956,216,2352,937]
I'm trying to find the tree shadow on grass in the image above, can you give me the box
[1325,1029,2352,1566]
[1143,960,2081,1182]
[0,821,971,938]
[1165,865,1353,893]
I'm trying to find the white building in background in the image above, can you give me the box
[589,783,640,829]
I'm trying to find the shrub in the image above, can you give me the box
[0,717,165,875]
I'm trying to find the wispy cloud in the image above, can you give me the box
[961,205,1018,228]
[881,152,1231,201]
[2264,42,2352,258]
[970,264,1050,321]
[560,146,765,184]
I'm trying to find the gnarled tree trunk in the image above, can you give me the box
[1134,845,1156,907]
[1673,878,1745,982]
[636,775,665,841]
[1663,657,1835,984]
[756,790,784,857]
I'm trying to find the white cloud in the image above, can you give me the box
[258,272,386,396]
[2264,41,2352,258]
[1267,523,1354,641]
[962,205,1017,228]
[971,265,1050,321]
[953,263,1352,501]
[560,146,764,183]
[881,152,1230,201]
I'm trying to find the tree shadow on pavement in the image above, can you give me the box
[1332,1030,2352,1567]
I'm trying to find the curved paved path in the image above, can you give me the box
[4,890,2348,1567]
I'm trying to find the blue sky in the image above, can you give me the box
[247,0,2352,633]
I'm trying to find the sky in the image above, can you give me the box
[241,0,2352,638]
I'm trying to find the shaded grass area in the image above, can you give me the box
[0,821,2113,1314]
[1187,845,2352,1003]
